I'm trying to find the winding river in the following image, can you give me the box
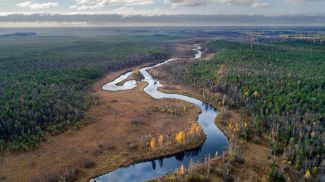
[91,45,228,182]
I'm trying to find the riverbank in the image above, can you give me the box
[92,44,230,181]
[150,80,272,182]
[149,54,275,181]
[0,63,205,182]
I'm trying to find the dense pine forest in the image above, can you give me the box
[0,35,169,151]
[159,40,324,179]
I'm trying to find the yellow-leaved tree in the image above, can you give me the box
[176,164,185,177]
[304,169,311,179]
[158,135,164,148]
[194,124,201,136]
[150,137,156,150]
[189,124,195,136]
[179,164,185,175]
[175,131,186,144]
[189,123,201,137]
[253,90,259,97]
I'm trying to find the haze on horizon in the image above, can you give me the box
[1,0,325,27]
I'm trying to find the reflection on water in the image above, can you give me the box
[103,72,137,91]
[93,45,228,182]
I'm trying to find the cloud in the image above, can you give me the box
[16,1,58,10]
[251,1,270,8]
[111,7,161,16]
[71,0,154,10]
[164,0,209,7]
[164,0,270,7]
[285,0,324,5]
[286,0,322,2]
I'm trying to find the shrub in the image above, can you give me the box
[219,110,232,124]
[222,174,234,182]
[83,160,97,169]
[62,167,79,181]
[0,140,4,152]
[252,135,260,144]
[268,165,286,182]
[241,127,250,140]
[233,153,245,164]
[185,173,210,182]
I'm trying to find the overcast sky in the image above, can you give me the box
[1,0,325,27]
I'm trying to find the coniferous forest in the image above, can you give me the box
[159,40,324,177]
[0,35,169,151]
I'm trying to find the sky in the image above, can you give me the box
[1,0,325,27]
